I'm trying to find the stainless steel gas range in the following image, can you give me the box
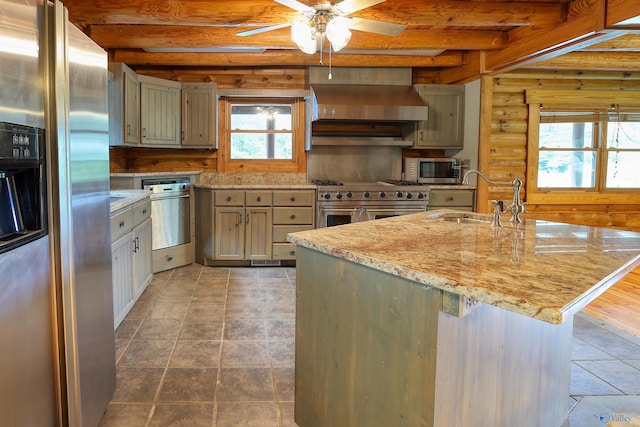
[313,180,430,228]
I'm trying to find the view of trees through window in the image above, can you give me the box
[229,103,293,160]
[537,110,640,189]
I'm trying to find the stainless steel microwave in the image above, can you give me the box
[404,158,465,184]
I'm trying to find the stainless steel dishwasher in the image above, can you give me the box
[142,178,190,251]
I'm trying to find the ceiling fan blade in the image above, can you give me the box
[274,0,316,13]
[348,17,406,36]
[236,22,292,37]
[333,0,386,15]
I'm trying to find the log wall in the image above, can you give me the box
[478,69,640,232]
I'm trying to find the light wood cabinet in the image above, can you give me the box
[412,84,465,149]
[272,190,315,260]
[213,191,273,261]
[196,188,315,264]
[139,75,181,147]
[181,82,217,148]
[111,197,153,328]
[427,188,475,212]
[109,62,140,146]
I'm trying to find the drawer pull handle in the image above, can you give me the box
[257,196,262,202]
[290,214,296,220]
[119,221,125,228]
[290,196,296,202]
[226,196,232,202]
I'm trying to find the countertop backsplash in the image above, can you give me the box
[199,172,308,186]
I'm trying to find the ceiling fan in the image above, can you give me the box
[236,0,406,54]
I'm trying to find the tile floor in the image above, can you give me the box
[99,264,640,427]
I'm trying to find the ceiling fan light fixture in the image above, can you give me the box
[326,16,351,52]
[291,20,317,54]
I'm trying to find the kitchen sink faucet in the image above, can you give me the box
[462,170,527,224]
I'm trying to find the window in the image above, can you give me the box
[526,90,640,204]
[218,97,305,173]
[537,108,640,190]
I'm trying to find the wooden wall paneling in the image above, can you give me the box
[476,76,495,213]
[482,69,640,232]
[109,147,217,173]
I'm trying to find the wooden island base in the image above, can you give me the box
[295,248,572,427]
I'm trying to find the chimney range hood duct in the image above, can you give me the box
[310,84,428,122]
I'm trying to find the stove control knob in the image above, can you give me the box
[323,192,331,200]
[396,191,403,198]
[417,192,426,199]
[406,193,413,199]
[363,191,371,198]
[346,191,353,198]
[336,192,343,199]
[379,191,386,198]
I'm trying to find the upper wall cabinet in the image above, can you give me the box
[412,84,465,150]
[109,62,140,147]
[139,75,182,147]
[181,82,217,148]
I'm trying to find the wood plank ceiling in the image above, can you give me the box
[62,0,640,83]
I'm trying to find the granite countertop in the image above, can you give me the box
[111,171,201,177]
[110,190,151,213]
[287,209,640,324]
[194,183,317,190]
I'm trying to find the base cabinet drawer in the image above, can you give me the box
[273,243,298,260]
[273,190,314,206]
[273,207,314,225]
[429,190,474,206]
[273,225,313,242]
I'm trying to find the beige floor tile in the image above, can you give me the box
[148,403,213,427]
[217,368,275,402]
[157,368,217,402]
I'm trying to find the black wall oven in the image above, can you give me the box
[0,122,47,254]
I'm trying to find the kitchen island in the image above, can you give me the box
[287,210,640,427]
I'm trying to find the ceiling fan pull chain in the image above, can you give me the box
[328,42,333,80]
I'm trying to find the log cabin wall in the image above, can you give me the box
[478,69,640,232]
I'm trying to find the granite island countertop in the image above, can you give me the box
[288,209,640,324]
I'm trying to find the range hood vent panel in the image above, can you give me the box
[310,84,428,122]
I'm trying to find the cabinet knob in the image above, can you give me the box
[447,197,454,201]
[226,196,232,202]
[257,196,261,202]
[290,214,296,220]
[142,209,147,214]
[119,221,125,228]
[290,196,296,202]
[289,251,295,256]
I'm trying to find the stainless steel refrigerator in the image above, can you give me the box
[0,0,115,426]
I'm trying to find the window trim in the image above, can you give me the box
[525,90,640,205]
[217,96,306,173]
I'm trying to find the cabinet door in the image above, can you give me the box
[132,218,153,299]
[141,81,181,146]
[112,232,134,329]
[214,207,245,260]
[181,83,217,148]
[245,207,272,260]
[414,85,464,149]
[124,69,140,144]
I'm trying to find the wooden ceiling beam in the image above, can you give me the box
[524,51,640,69]
[606,0,640,28]
[89,25,507,51]
[110,49,464,68]
[63,0,566,27]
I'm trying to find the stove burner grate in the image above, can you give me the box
[312,179,343,186]
[381,180,423,186]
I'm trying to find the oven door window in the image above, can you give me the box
[321,207,362,227]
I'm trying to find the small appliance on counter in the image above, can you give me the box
[404,157,469,184]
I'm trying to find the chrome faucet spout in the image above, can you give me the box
[462,170,527,224]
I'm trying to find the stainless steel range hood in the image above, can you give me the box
[310,84,428,122]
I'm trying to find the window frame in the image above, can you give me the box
[525,90,640,205]
[217,96,306,173]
